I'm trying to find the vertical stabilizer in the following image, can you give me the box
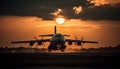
[54,26,57,34]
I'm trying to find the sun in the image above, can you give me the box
[56,17,65,24]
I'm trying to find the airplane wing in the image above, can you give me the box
[80,41,98,43]
[39,34,53,37]
[39,34,70,37]
[12,39,50,43]
[66,39,98,43]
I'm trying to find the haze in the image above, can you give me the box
[0,16,120,49]
[0,0,120,50]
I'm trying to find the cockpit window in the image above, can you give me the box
[54,34,62,37]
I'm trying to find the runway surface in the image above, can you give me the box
[0,53,120,68]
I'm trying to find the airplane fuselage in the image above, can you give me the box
[48,34,66,51]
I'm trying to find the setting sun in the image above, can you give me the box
[56,17,65,24]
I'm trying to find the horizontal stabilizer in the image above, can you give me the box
[39,34,54,37]
[39,34,70,37]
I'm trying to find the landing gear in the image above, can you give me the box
[48,45,53,52]
[61,49,64,52]
[60,45,66,52]
[48,49,52,52]
[48,45,66,52]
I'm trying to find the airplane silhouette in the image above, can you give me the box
[12,26,98,52]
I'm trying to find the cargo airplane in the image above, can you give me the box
[12,26,98,52]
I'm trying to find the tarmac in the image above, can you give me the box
[0,52,120,68]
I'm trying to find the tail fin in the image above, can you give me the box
[54,26,56,34]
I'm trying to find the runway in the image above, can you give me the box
[0,53,120,68]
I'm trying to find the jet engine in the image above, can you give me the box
[68,41,73,45]
[77,41,81,46]
[29,42,34,46]
[38,41,42,46]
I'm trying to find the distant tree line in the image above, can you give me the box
[0,44,120,53]
[80,44,120,53]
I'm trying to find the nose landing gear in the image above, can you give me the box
[61,49,64,52]
[48,45,66,52]
[48,49,52,52]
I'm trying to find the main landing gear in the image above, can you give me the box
[61,49,64,52]
[48,49,52,52]
[48,49,65,52]
[48,45,66,52]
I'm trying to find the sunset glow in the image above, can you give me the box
[0,0,120,53]
[55,18,65,24]
[1,15,120,49]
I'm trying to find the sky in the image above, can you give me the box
[0,0,120,50]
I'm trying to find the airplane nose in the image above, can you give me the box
[55,39,64,44]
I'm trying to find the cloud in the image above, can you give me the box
[0,0,91,20]
[89,0,109,6]
[50,8,62,16]
[73,6,82,14]
[0,0,120,20]
[89,0,120,6]
[79,4,120,20]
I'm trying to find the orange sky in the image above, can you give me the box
[0,16,120,49]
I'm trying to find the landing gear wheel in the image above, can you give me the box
[48,49,52,52]
[61,49,64,52]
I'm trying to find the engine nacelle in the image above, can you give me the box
[29,42,34,46]
[38,41,42,46]
[68,41,73,45]
[77,41,81,46]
